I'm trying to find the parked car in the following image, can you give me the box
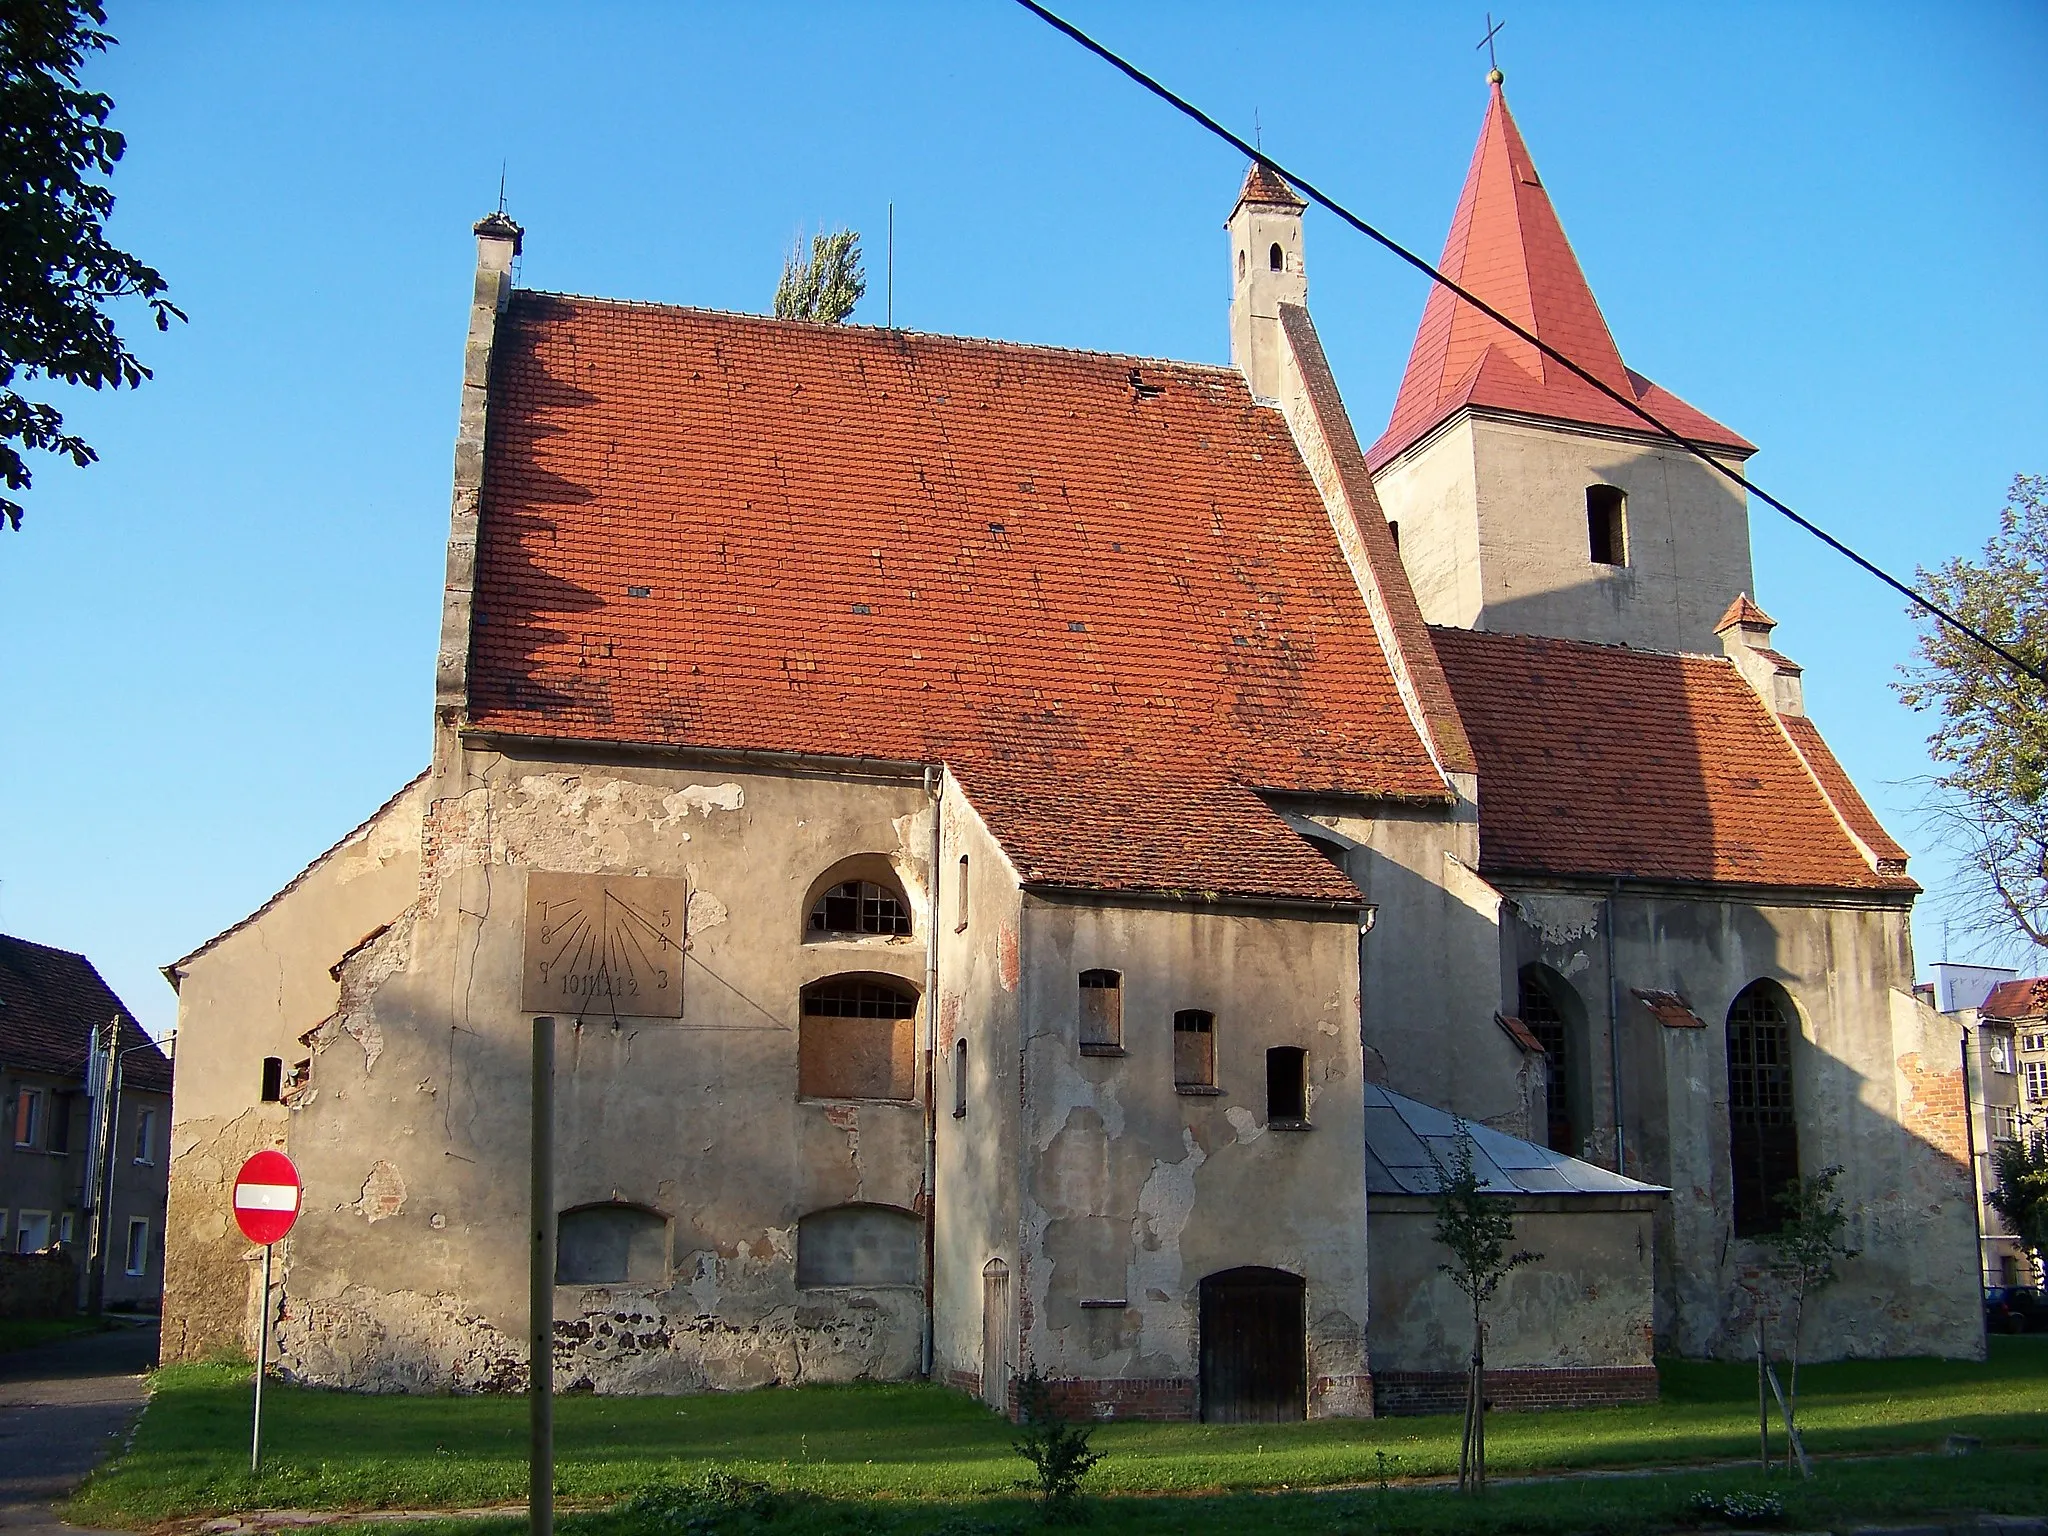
[1985,1285,2048,1334]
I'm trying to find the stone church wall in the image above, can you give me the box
[251,747,940,1392]
[1503,883,1980,1362]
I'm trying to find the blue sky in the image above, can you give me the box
[2,2,2042,1036]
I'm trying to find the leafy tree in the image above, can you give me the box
[773,227,865,325]
[1757,1164,1858,1471]
[1898,474,2048,954]
[1429,1122,1540,1494]
[1,0,183,533]
[1989,1128,2048,1276]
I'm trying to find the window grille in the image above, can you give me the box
[1727,983,1799,1237]
[807,879,911,938]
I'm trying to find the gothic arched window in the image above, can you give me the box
[1519,966,1579,1154]
[1727,981,1800,1237]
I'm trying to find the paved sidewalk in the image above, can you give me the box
[0,1322,159,1536]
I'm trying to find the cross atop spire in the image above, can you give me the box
[1476,12,1506,80]
[1366,80,1751,469]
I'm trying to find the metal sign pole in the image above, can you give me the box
[530,1016,555,1536]
[252,1241,272,1473]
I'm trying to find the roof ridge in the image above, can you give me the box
[513,290,1244,378]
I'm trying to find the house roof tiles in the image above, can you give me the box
[1231,159,1306,216]
[1428,627,1915,893]
[1983,978,2048,1022]
[467,295,1449,904]
[0,934,169,1093]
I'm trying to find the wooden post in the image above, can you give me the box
[1756,1317,1769,1474]
[531,1017,555,1536]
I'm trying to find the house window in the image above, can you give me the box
[953,1037,968,1119]
[1727,981,1799,1238]
[133,1107,157,1165]
[2026,1060,2048,1102]
[2025,1032,2046,1053]
[261,1057,284,1103]
[48,1092,71,1153]
[1989,1034,2016,1074]
[1268,242,1284,272]
[12,1087,43,1149]
[124,1218,149,1277]
[807,879,912,938]
[1988,1104,2020,1143]
[1079,970,1122,1052]
[1519,968,1578,1154]
[59,1211,75,1244]
[1266,1047,1307,1123]
[955,855,970,932]
[796,1204,922,1288]
[15,1210,51,1255]
[799,977,918,1101]
[1587,484,1627,566]
[556,1203,666,1286]
[1174,1010,1216,1089]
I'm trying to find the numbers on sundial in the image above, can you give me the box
[522,873,687,1017]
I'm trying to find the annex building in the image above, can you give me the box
[160,77,1978,1418]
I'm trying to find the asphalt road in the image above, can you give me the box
[0,1322,157,1536]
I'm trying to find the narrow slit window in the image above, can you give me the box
[1173,1009,1216,1088]
[260,1057,284,1103]
[953,1037,968,1119]
[1079,970,1122,1051]
[124,1217,149,1276]
[1587,484,1627,566]
[955,855,970,933]
[1387,519,1400,550]
[1266,1047,1307,1123]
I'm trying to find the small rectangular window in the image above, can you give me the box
[261,1057,284,1103]
[124,1218,149,1277]
[1079,970,1122,1052]
[1990,1035,2016,1074]
[1587,484,1627,566]
[13,1087,43,1149]
[1267,1047,1307,1123]
[15,1210,51,1255]
[48,1092,72,1154]
[133,1107,157,1165]
[953,1037,968,1119]
[1173,1010,1215,1089]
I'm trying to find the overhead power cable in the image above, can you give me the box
[1012,0,2046,688]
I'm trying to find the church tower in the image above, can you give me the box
[1369,72,1757,655]
[1227,160,1307,402]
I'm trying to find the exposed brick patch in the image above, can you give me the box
[1310,1373,1374,1417]
[942,1368,981,1398]
[1372,1365,1656,1417]
[1036,1376,1198,1422]
[1897,1051,1972,1168]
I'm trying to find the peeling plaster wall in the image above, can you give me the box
[162,777,427,1363]
[1368,1196,1657,1374]
[268,748,937,1392]
[1501,883,1979,1361]
[1013,897,1372,1419]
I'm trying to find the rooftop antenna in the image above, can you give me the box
[1477,12,1506,81]
[1253,107,1261,151]
[887,202,894,328]
[497,161,508,215]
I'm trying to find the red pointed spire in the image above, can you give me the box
[1368,79,1751,469]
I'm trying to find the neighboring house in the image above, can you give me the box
[1978,978,2048,1288]
[1,934,172,1309]
[160,73,1978,1418]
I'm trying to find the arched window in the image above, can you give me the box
[1079,969,1122,1051]
[1727,981,1800,1237]
[1268,242,1284,272]
[1237,248,1246,279]
[799,976,918,1101]
[796,1203,921,1287]
[1587,484,1627,566]
[557,1202,666,1286]
[953,1037,968,1118]
[1519,967,1580,1154]
[807,879,911,938]
[1174,1009,1216,1088]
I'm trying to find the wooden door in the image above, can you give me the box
[1199,1267,1306,1422]
[982,1259,1011,1414]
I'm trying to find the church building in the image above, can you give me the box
[159,75,1978,1417]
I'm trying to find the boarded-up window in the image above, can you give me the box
[800,977,918,1100]
[1727,982,1799,1238]
[557,1203,667,1286]
[1174,1009,1215,1087]
[1266,1047,1306,1122]
[807,879,912,938]
[796,1204,922,1287]
[1079,970,1122,1050]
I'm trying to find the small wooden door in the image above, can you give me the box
[1199,1267,1306,1422]
[982,1259,1012,1413]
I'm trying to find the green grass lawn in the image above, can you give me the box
[0,1315,112,1354]
[69,1339,2048,1531]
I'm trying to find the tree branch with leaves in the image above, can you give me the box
[773,227,865,325]
[1,0,184,533]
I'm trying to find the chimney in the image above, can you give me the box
[1714,595,1804,716]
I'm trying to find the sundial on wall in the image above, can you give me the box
[522,872,687,1018]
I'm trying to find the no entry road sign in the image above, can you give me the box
[233,1150,302,1246]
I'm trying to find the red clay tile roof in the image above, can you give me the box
[467,296,1451,904]
[1232,159,1306,215]
[1982,978,2048,1022]
[1776,715,1909,867]
[1367,82,1752,470]
[1428,627,1915,892]
[0,934,169,1093]
[1715,595,1776,633]
[1632,989,1706,1029]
